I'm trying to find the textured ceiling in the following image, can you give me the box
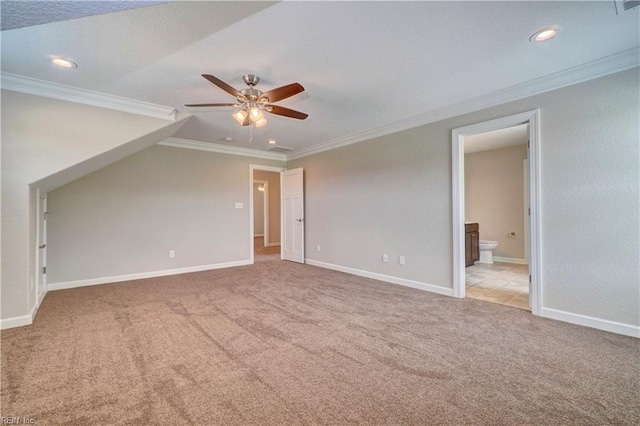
[1,1,172,31]
[1,1,638,153]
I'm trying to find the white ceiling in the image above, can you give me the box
[464,124,528,154]
[1,1,638,154]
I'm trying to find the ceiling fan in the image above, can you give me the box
[185,74,308,127]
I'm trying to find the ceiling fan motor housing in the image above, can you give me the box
[242,74,260,86]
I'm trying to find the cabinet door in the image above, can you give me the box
[470,232,479,263]
[465,232,473,266]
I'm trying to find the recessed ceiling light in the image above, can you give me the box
[268,139,277,145]
[529,26,561,43]
[50,57,78,68]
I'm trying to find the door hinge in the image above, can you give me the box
[527,140,530,148]
[44,211,49,220]
[529,275,531,283]
[528,207,530,216]
[43,266,47,274]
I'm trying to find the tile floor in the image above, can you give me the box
[465,262,530,310]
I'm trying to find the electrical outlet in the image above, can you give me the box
[316,244,321,252]
[399,256,406,266]
[382,253,388,263]
[169,250,175,258]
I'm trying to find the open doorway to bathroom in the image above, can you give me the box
[452,111,542,315]
[463,124,530,310]
[250,167,283,263]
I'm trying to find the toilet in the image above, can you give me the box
[478,240,499,264]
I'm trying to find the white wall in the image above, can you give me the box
[465,144,528,260]
[289,69,639,328]
[47,145,285,284]
[1,90,187,321]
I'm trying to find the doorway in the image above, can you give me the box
[452,110,542,315]
[463,124,529,309]
[250,165,285,263]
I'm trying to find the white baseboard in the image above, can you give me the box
[305,259,453,297]
[541,307,639,338]
[48,260,252,291]
[265,242,281,247]
[1,301,39,330]
[37,288,47,307]
[493,256,528,265]
[1,313,32,330]
[254,234,264,237]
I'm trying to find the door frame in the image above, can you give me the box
[451,110,542,316]
[35,188,48,308]
[249,165,285,263]
[253,180,269,242]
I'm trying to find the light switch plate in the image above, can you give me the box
[235,202,244,209]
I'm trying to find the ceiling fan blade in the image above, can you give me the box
[260,83,304,103]
[266,104,308,120]
[184,103,238,107]
[202,74,242,98]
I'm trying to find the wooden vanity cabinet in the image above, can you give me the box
[465,223,479,267]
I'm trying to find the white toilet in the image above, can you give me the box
[478,240,499,264]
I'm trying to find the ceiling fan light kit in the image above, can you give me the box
[232,109,248,124]
[254,116,267,128]
[185,73,308,130]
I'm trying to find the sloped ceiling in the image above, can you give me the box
[1,1,638,154]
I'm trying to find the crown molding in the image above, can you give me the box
[159,137,287,161]
[1,72,177,121]
[287,48,640,160]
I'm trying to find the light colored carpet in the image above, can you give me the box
[2,260,638,425]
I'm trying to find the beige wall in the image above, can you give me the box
[465,144,528,260]
[3,70,638,332]
[290,121,453,288]
[1,90,186,320]
[47,145,285,284]
[290,69,639,327]
[253,185,265,236]
[254,170,281,245]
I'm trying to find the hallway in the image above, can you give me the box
[254,236,280,263]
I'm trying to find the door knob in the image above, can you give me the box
[39,244,46,249]
[295,218,304,223]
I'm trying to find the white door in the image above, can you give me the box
[36,190,48,305]
[282,168,304,263]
